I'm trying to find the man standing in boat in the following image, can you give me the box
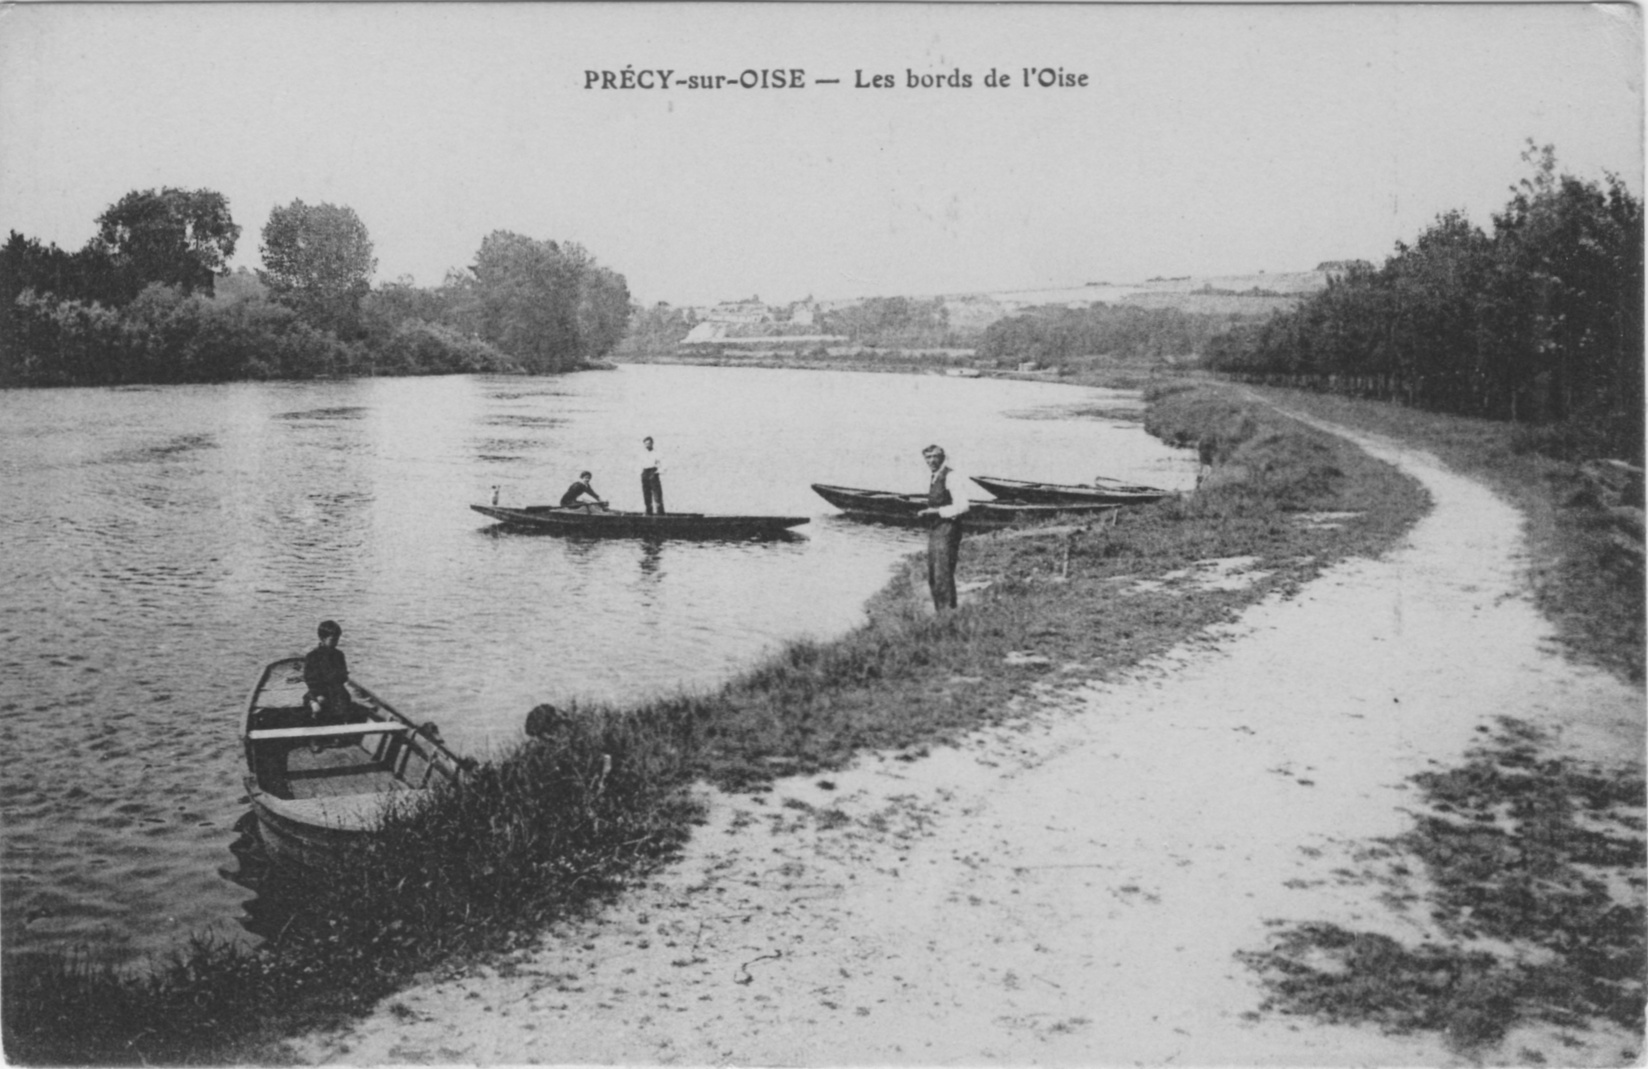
[560,470,607,510]
[303,619,352,725]
[638,436,665,515]
[915,444,972,611]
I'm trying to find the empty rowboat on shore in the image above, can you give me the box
[810,483,1120,528]
[970,475,1170,507]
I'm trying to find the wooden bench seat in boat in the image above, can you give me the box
[247,722,412,742]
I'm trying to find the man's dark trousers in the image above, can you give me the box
[927,517,963,609]
[642,469,665,515]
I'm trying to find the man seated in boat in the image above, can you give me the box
[559,470,608,510]
[302,619,359,726]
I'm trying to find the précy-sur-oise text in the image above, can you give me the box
[583,68,807,90]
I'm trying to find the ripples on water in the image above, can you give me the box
[0,366,1194,967]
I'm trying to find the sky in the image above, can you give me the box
[1,3,1641,308]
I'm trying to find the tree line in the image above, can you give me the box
[817,296,964,348]
[976,301,1269,366]
[1,188,631,387]
[1205,144,1644,459]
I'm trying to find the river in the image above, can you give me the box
[0,364,1194,967]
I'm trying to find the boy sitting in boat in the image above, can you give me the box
[303,619,357,726]
[560,471,608,510]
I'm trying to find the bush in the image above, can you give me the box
[366,320,517,375]
[4,285,354,385]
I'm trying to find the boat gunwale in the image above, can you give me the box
[471,503,809,536]
[970,474,1170,504]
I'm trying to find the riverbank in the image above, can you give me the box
[289,402,1644,1066]
[6,378,1641,1064]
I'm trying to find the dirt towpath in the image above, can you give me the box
[292,415,1645,1066]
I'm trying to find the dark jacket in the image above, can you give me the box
[560,479,601,507]
[304,644,349,698]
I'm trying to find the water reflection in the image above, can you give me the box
[272,406,368,421]
[219,815,298,946]
[562,537,599,563]
[638,539,665,582]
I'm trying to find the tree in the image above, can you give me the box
[259,200,377,336]
[466,232,629,372]
[575,262,631,360]
[90,187,240,303]
[469,231,578,371]
[619,301,696,355]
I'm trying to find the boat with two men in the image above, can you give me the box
[472,503,809,540]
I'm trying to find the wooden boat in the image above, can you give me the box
[240,658,468,868]
[971,474,1171,506]
[810,483,1120,528]
[471,503,808,539]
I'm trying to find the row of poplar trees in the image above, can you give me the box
[1206,145,1644,459]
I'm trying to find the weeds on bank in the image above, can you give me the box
[1240,719,1646,1055]
[3,382,1430,1065]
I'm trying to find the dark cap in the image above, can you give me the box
[317,619,342,638]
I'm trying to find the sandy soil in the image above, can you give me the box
[291,415,1645,1067]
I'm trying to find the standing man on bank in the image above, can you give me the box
[915,444,972,610]
[638,436,665,515]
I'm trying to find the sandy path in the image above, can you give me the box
[292,417,1645,1067]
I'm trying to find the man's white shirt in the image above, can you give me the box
[933,465,973,519]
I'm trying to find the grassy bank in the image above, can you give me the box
[0,379,1463,1065]
[1242,718,1645,1054]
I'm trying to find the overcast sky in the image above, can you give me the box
[1,3,1640,307]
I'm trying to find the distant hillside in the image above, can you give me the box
[629,267,1339,360]
[959,268,1351,368]
[847,268,1336,334]
[1098,290,1304,316]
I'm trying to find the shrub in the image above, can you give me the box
[366,320,517,375]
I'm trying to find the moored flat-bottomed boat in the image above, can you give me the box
[810,483,1120,527]
[471,504,808,539]
[970,474,1170,506]
[240,658,467,868]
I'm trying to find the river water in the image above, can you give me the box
[0,364,1194,967]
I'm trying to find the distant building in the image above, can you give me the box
[705,297,769,325]
[681,322,730,344]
